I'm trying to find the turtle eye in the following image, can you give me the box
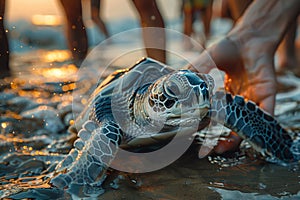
[164,81,180,97]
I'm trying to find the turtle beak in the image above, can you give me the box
[169,101,210,118]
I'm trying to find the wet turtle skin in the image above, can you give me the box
[50,58,300,197]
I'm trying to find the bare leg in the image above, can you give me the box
[91,0,109,39]
[0,0,10,78]
[131,0,166,63]
[225,1,300,77]
[227,0,299,77]
[187,0,300,154]
[220,0,233,19]
[59,0,88,65]
[277,20,298,75]
[182,5,194,49]
[200,0,213,39]
[227,0,252,21]
[183,10,193,37]
[190,0,300,115]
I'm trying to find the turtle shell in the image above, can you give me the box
[95,58,174,99]
[72,57,175,134]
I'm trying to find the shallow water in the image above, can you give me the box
[1,43,300,200]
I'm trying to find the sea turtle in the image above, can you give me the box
[50,58,300,197]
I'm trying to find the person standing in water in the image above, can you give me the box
[182,0,213,47]
[131,0,166,63]
[60,0,166,64]
[91,0,110,39]
[0,0,10,78]
[59,0,88,66]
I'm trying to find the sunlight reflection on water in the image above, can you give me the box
[0,43,300,199]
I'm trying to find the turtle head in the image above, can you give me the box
[145,70,214,127]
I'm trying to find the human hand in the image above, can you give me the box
[186,36,277,154]
[187,36,277,115]
[186,0,300,155]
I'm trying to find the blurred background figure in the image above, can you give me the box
[220,0,251,22]
[91,0,109,39]
[61,0,166,64]
[131,0,166,63]
[58,0,88,66]
[0,0,10,78]
[181,0,213,48]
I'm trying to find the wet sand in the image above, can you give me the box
[0,39,300,199]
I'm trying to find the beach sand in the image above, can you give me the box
[0,6,300,199]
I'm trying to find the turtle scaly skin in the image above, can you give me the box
[210,91,300,164]
[50,121,120,196]
[50,58,300,197]
[50,58,212,197]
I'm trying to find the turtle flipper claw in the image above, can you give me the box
[52,120,123,197]
[211,92,298,163]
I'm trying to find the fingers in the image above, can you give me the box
[213,132,242,154]
[258,95,275,116]
[187,35,277,118]
[207,37,243,72]
[185,37,243,74]
[246,58,277,116]
[184,50,216,73]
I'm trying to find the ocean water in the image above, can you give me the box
[0,17,300,199]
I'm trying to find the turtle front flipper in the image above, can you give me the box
[210,91,299,164]
[50,120,122,197]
